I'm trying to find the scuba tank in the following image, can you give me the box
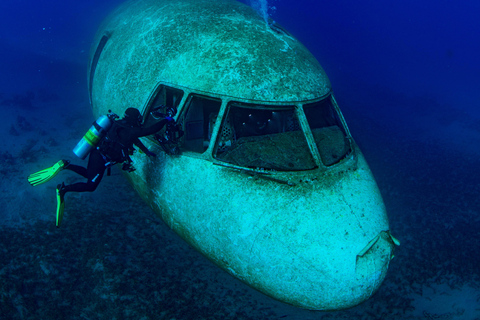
[73,112,118,159]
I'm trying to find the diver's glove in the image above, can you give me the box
[145,150,157,157]
[165,116,174,122]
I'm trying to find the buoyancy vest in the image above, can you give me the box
[97,120,135,164]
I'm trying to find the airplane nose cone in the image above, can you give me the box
[247,219,397,310]
[238,155,399,310]
[354,230,398,299]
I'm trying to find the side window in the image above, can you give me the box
[303,98,351,166]
[89,34,110,104]
[143,85,184,127]
[178,95,222,154]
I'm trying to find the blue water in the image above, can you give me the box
[1,0,479,319]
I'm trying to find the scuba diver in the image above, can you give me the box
[27,107,177,227]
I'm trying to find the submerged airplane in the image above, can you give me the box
[88,0,399,310]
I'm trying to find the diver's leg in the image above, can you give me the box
[83,150,107,191]
[64,164,88,178]
[55,151,106,227]
[61,150,106,194]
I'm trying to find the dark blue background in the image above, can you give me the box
[0,0,119,93]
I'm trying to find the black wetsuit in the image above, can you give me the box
[63,118,170,194]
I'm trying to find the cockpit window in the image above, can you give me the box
[214,102,316,171]
[142,85,185,155]
[303,99,351,166]
[143,85,184,127]
[178,95,222,153]
[149,86,183,116]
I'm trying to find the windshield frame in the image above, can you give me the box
[142,82,354,172]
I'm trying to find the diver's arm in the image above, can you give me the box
[133,137,150,154]
[138,118,172,137]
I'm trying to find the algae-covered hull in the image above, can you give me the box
[88,0,398,310]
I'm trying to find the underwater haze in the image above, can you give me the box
[1,0,479,319]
